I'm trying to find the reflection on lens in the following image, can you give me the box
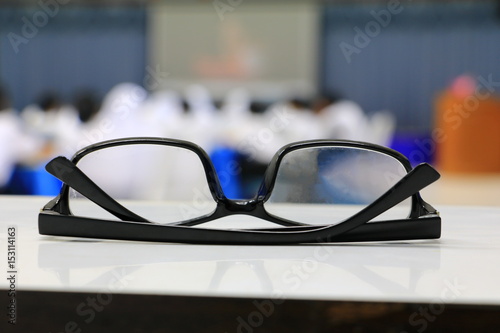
[264,146,411,225]
[69,144,216,223]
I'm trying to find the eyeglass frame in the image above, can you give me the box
[38,137,441,245]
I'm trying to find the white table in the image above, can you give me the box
[1,195,500,331]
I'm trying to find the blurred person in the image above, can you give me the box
[55,90,102,157]
[218,87,260,146]
[66,83,212,201]
[0,86,49,193]
[21,91,80,157]
[64,83,150,197]
[62,89,102,152]
[220,87,251,121]
[73,90,101,124]
[20,92,61,135]
[139,89,184,138]
[315,93,395,146]
[365,110,395,147]
[317,94,369,142]
[182,84,218,151]
[77,82,149,146]
[21,92,79,139]
[280,98,327,142]
[59,83,147,157]
[249,98,326,164]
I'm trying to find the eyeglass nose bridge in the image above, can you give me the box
[223,199,259,214]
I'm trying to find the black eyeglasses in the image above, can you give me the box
[38,137,441,245]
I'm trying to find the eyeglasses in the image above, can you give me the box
[38,137,441,245]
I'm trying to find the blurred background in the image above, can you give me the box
[0,0,499,204]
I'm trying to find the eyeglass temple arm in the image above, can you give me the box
[310,162,440,240]
[45,156,150,223]
[332,162,441,238]
[356,162,440,221]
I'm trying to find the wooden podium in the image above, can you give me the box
[435,92,500,173]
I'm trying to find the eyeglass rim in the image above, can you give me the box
[69,137,226,205]
[258,139,413,204]
[68,137,415,203]
[52,137,430,221]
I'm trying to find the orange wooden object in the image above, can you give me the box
[435,92,500,173]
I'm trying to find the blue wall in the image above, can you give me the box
[320,1,500,133]
[0,7,146,110]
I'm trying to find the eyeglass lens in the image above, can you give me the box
[264,146,411,225]
[69,144,217,224]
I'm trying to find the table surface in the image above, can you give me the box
[1,195,500,306]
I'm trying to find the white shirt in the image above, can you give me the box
[0,110,42,186]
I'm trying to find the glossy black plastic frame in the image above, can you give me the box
[38,137,441,245]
